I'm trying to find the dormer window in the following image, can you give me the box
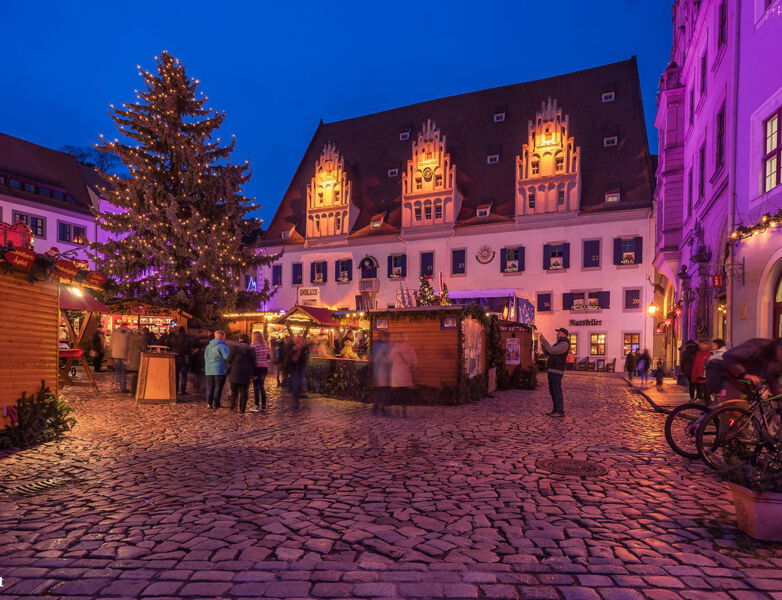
[387,168,399,178]
[493,112,506,123]
[370,214,384,230]
[603,136,619,147]
[477,206,490,218]
[601,91,615,103]
[605,192,620,203]
[487,154,500,165]
[399,130,410,141]
[281,229,291,239]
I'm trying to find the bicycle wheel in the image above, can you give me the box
[696,405,760,470]
[664,402,711,459]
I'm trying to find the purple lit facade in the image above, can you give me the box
[655,0,782,367]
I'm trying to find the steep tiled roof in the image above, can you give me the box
[0,133,94,214]
[262,58,654,245]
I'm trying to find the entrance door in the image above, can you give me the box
[774,272,782,338]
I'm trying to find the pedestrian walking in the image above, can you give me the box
[624,349,637,381]
[90,324,105,372]
[251,331,271,410]
[680,340,699,400]
[227,334,255,413]
[125,329,148,396]
[692,340,712,403]
[371,332,392,415]
[109,322,131,393]
[289,336,310,409]
[169,326,194,395]
[637,348,652,386]
[388,332,417,417]
[204,330,230,408]
[540,327,570,417]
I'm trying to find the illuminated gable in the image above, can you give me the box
[306,143,353,238]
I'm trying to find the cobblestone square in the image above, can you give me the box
[2,375,782,599]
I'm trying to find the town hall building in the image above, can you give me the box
[255,59,657,368]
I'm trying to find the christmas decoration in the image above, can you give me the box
[418,274,438,306]
[91,52,275,326]
[730,211,782,243]
[439,282,452,306]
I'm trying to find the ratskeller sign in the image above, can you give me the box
[569,319,602,327]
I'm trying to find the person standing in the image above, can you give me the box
[125,329,148,396]
[637,348,652,386]
[90,324,106,372]
[204,330,230,408]
[624,349,637,381]
[691,340,712,403]
[540,328,570,417]
[289,336,310,409]
[142,327,158,347]
[388,332,417,417]
[227,334,255,413]
[371,332,392,415]
[251,331,271,410]
[680,340,699,400]
[169,326,194,395]
[110,322,131,393]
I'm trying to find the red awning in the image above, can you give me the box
[274,305,340,327]
[59,286,110,312]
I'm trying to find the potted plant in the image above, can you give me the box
[723,456,782,542]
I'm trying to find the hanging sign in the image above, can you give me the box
[52,259,79,279]
[711,273,724,288]
[84,272,107,287]
[298,286,320,306]
[2,248,37,270]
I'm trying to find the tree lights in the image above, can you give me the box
[90,51,274,326]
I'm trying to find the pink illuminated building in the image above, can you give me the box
[655,0,782,367]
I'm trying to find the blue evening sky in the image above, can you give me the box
[1,0,671,224]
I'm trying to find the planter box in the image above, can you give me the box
[729,482,782,541]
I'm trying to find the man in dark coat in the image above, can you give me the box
[90,325,105,372]
[169,326,194,395]
[539,327,571,417]
[680,340,699,400]
[227,334,256,413]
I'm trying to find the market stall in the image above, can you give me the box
[102,301,190,340]
[224,310,287,341]
[497,320,536,388]
[58,285,111,391]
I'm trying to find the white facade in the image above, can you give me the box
[258,206,656,367]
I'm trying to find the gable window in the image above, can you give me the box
[528,191,536,209]
[613,236,643,265]
[414,206,422,221]
[531,161,540,175]
[764,109,781,192]
[388,168,399,178]
[590,333,607,356]
[335,259,353,282]
[311,261,328,284]
[13,212,45,238]
[601,91,616,103]
[555,156,564,171]
[603,136,618,147]
[272,265,282,287]
[716,104,726,169]
[434,203,443,220]
[500,247,525,273]
[388,254,407,279]
[420,251,434,277]
[537,292,552,313]
[544,243,570,270]
[281,229,291,239]
[451,249,466,275]
[292,262,303,285]
[399,131,410,141]
[583,239,601,268]
[493,112,506,122]
[623,333,640,355]
[624,288,641,310]
[605,191,620,203]
[477,206,490,218]
[486,154,500,165]
[58,222,86,244]
[698,143,706,198]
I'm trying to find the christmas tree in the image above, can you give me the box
[91,52,273,326]
[418,274,438,306]
[439,282,452,306]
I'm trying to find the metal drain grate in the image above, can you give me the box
[0,476,79,496]
[536,458,607,477]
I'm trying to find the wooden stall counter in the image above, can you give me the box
[136,351,177,404]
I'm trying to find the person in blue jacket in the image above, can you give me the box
[204,330,230,408]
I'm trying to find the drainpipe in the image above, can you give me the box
[726,0,742,346]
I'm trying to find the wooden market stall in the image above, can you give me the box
[58,285,111,391]
[497,320,536,388]
[224,310,286,341]
[102,301,191,339]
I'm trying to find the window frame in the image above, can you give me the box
[451,248,466,276]
[601,91,616,103]
[589,332,607,356]
[536,292,553,313]
[57,221,87,245]
[582,239,601,269]
[623,288,642,312]
[623,332,640,355]
[603,136,619,147]
[716,103,726,171]
[568,333,578,357]
[698,143,707,199]
[271,264,283,287]
[13,211,46,238]
[763,108,781,192]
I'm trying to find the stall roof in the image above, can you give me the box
[59,286,110,312]
[275,305,340,327]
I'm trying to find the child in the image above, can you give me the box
[654,359,664,391]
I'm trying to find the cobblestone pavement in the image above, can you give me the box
[1,374,782,600]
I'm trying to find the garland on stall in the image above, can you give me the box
[730,211,782,243]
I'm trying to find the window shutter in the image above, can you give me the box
[321,261,328,283]
[346,259,353,281]
[597,291,610,309]
[500,248,507,272]
[613,238,622,265]
[334,260,341,281]
[293,263,302,285]
[400,254,407,277]
[634,236,643,264]
[543,244,551,270]
[310,263,316,283]
[563,243,570,269]
[518,246,525,271]
[387,255,393,278]
[563,293,574,311]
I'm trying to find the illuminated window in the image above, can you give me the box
[601,91,615,103]
[568,333,578,356]
[371,215,384,229]
[387,168,399,177]
[414,206,422,221]
[531,161,540,175]
[764,110,781,192]
[605,192,620,203]
[603,136,618,147]
[590,333,606,356]
[623,333,640,355]
[555,156,564,171]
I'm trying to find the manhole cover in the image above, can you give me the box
[0,476,79,496]
[536,458,607,477]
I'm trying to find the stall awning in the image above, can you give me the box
[59,286,110,312]
[274,305,339,327]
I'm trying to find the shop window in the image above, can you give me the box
[764,109,781,192]
[623,333,640,355]
[568,333,578,356]
[583,239,601,268]
[451,249,466,275]
[292,262,303,285]
[501,246,524,273]
[624,289,641,310]
[613,237,643,265]
[272,265,282,287]
[590,333,606,356]
[537,292,552,313]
